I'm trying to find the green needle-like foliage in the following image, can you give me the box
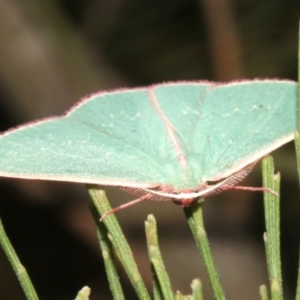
[88,186,150,300]
[0,217,39,300]
[184,201,225,300]
[191,279,203,300]
[74,286,91,300]
[295,22,300,300]
[145,214,175,300]
[259,285,269,300]
[90,204,125,300]
[262,157,283,300]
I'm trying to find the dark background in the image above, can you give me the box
[0,1,299,299]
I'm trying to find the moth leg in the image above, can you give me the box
[100,194,154,221]
[229,185,277,195]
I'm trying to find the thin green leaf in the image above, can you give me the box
[90,205,125,300]
[175,291,185,300]
[296,21,300,182]
[74,286,91,300]
[262,156,283,300]
[191,279,203,300]
[295,21,300,300]
[0,217,39,300]
[87,186,150,300]
[295,132,300,182]
[183,201,225,300]
[259,285,269,300]
[152,261,164,300]
[145,214,174,300]
[296,259,300,300]
[175,291,192,300]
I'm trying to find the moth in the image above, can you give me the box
[0,80,296,219]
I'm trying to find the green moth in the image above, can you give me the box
[0,80,297,218]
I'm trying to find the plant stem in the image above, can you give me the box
[191,278,203,300]
[90,205,125,300]
[259,285,269,300]
[262,156,283,300]
[87,185,151,300]
[295,20,300,185]
[145,214,174,300]
[296,260,300,300]
[174,291,191,300]
[152,266,164,300]
[0,217,39,300]
[295,21,300,300]
[74,286,91,300]
[184,201,225,300]
[174,291,185,300]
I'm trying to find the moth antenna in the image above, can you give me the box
[120,186,174,201]
[119,186,149,197]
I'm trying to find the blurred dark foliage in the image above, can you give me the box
[0,0,299,299]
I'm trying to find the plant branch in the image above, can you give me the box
[183,200,225,300]
[145,214,174,300]
[262,156,283,300]
[87,185,150,300]
[191,278,203,300]
[295,21,300,300]
[0,217,39,300]
[90,204,125,300]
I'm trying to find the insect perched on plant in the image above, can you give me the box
[0,80,297,219]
